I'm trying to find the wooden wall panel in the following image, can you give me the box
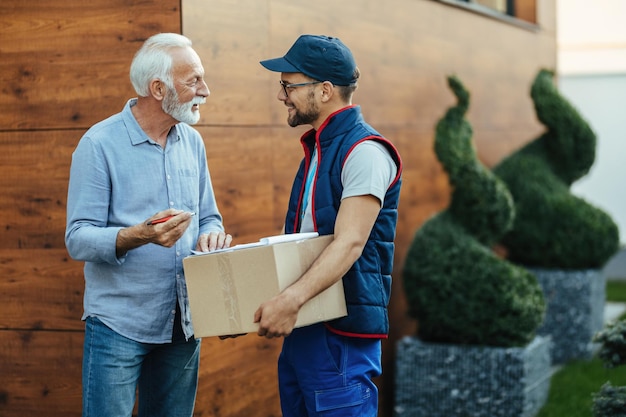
[262,0,553,133]
[197,126,309,242]
[181,0,272,126]
[1,0,556,416]
[0,0,181,130]
[199,126,279,242]
[195,337,283,417]
[0,249,83,331]
[0,331,83,416]
[0,131,76,250]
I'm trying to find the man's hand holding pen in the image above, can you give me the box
[145,209,232,252]
[147,211,196,225]
[145,210,195,248]
[116,209,194,257]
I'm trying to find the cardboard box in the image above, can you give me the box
[183,234,347,338]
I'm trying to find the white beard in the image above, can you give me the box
[162,89,205,125]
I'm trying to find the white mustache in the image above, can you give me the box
[191,97,206,106]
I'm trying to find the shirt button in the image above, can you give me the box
[172,310,176,315]
[169,201,175,206]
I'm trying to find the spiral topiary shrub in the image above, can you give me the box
[402,76,545,347]
[492,69,620,363]
[493,69,619,269]
[396,76,550,417]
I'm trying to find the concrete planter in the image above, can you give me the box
[529,268,605,364]
[394,336,552,417]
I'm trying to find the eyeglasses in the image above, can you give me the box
[279,80,322,97]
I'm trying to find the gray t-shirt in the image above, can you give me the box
[300,141,397,233]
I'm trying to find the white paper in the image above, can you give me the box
[189,232,320,256]
[259,232,319,245]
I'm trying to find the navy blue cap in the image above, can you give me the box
[260,35,357,86]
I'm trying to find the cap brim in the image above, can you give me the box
[260,57,300,73]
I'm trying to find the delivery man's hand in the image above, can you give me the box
[254,289,302,338]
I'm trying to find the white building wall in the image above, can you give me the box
[557,0,626,245]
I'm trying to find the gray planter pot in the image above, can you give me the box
[394,335,552,417]
[529,268,605,364]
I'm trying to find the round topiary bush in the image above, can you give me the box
[403,76,545,347]
[493,69,619,269]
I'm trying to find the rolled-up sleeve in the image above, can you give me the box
[65,135,123,265]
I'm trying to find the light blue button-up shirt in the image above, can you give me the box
[65,98,224,343]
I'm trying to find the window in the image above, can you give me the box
[468,0,513,16]
[435,0,537,27]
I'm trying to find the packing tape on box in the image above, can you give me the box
[217,254,242,332]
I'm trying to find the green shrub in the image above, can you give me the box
[592,319,626,416]
[592,383,626,417]
[493,69,619,269]
[403,76,545,347]
[594,320,626,369]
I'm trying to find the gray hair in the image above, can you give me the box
[129,33,193,97]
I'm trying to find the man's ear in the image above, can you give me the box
[150,79,165,100]
[320,81,334,102]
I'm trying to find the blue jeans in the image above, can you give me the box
[278,323,382,417]
[82,316,201,417]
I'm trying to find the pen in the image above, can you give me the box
[147,212,196,225]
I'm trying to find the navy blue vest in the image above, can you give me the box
[285,106,402,337]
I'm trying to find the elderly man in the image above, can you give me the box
[65,33,231,417]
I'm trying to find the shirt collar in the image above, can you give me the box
[122,98,179,146]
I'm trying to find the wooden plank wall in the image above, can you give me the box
[0,0,556,416]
